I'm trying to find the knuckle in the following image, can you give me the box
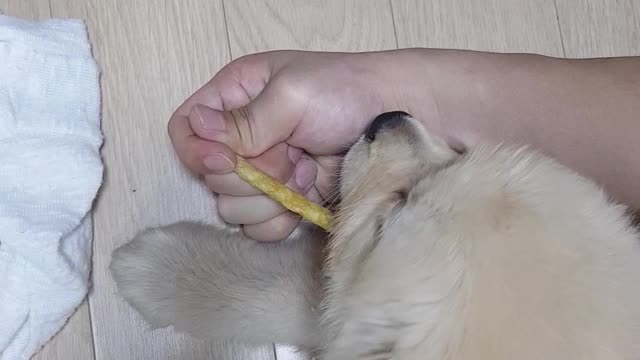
[267,214,299,238]
[228,107,259,157]
[183,142,204,174]
[243,213,299,241]
[204,175,223,193]
[274,166,291,183]
[216,195,235,222]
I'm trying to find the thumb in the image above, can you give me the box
[189,86,301,158]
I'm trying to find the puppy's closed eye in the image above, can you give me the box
[369,193,408,252]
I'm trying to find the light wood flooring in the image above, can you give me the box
[1,0,638,359]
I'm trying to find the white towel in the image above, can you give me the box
[0,14,102,360]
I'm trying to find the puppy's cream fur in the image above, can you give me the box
[111,114,640,359]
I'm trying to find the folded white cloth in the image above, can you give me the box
[0,15,102,360]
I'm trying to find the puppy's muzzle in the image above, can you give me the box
[364,111,411,143]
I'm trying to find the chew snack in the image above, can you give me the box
[233,158,332,230]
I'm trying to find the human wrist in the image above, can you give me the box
[364,48,566,149]
[360,49,640,210]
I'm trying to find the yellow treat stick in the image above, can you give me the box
[233,158,332,230]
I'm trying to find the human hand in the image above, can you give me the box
[171,49,640,242]
[168,50,405,241]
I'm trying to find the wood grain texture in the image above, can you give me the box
[93,2,273,360]
[53,0,272,359]
[0,4,96,360]
[4,0,637,359]
[555,0,640,58]
[30,301,95,360]
[0,0,50,19]
[223,1,398,358]
[50,0,86,19]
[391,0,564,56]
[224,0,397,57]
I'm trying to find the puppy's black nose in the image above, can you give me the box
[364,111,410,143]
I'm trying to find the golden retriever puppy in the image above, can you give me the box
[111,112,640,359]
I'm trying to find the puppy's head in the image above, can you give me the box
[324,112,462,358]
[330,111,458,260]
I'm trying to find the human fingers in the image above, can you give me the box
[168,53,274,175]
[217,158,317,224]
[203,142,302,196]
[242,185,324,242]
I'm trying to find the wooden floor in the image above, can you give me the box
[1,0,638,359]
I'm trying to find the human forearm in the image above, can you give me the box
[372,49,640,209]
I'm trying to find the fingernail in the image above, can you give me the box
[288,146,303,163]
[294,159,317,192]
[203,153,235,173]
[193,104,226,131]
